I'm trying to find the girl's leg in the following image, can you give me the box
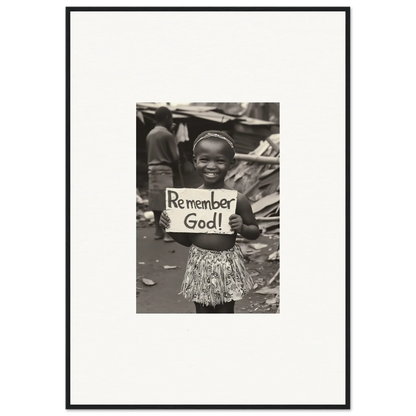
[194,302,216,313]
[213,301,235,313]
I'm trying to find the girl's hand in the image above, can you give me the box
[160,210,171,230]
[229,214,243,233]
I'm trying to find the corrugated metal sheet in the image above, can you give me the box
[239,117,278,126]
[175,110,236,123]
[136,103,278,155]
[175,105,217,112]
[232,131,264,154]
[136,103,276,125]
[232,123,274,154]
[136,103,175,111]
[139,109,188,119]
[245,103,280,124]
[234,122,274,137]
[190,102,246,116]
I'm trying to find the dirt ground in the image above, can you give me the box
[136,221,280,314]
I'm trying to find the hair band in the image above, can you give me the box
[192,133,235,153]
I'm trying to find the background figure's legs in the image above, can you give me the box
[153,210,163,238]
[214,301,235,313]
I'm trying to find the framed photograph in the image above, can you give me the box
[67,7,350,409]
[135,101,281,315]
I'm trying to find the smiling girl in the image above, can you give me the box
[160,130,260,313]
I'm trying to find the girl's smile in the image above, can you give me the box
[193,139,234,188]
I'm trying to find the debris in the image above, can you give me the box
[163,265,179,269]
[169,250,176,253]
[262,233,278,238]
[268,269,280,285]
[256,216,280,221]
[258,220,279,233]
[265,297,278,305]
[225,135,280,213]
[268,251,279,261]
[143,236,147,239]
[252,283,259,290]
[240,244,260,256]
[248,270,260,277]
[251,193,280,215]
[249,243,268,250]
[144,211,154,221]
[156,260,159,262]
[255,286,279,295]
[142,278,156,286]
[136,220,147,228]
[259,168,278,180]
[252,254,269,264]
[265,135,280,153]
[138,262,145,265]
[236,237,249,243]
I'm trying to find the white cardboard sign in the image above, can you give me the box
[165,188,237,234]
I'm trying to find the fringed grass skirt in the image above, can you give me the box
[180,244,253,307]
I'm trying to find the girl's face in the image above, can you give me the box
[193,139,234,188]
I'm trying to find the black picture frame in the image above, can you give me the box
[61,2,357,414]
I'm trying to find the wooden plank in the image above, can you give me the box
[259,168,278,180]
[251,193,280,214]
[259,171,279,185]
[258,220,280,229]
[255,203,279,218]
[265,135,280,153]
[234,153,279,165]
[243,179,261,198]
[268,269,280,285]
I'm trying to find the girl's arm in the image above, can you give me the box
[229,193,260,240]
[160,210,192,247]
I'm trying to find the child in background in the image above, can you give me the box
[160,130,260,313]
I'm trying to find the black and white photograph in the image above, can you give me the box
[136,102,280,314]
[64,7,351,408]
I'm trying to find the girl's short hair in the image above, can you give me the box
[193,130,235,155]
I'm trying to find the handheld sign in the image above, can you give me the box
[165,188,237,234]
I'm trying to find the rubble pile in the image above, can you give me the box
[226,134,280,235]
[227,134,280,312]
[136,191,152,227]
